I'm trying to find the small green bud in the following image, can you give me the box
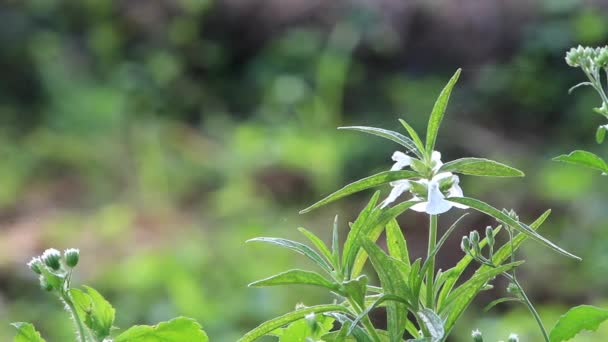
[41,248,61,271]
[438,175,456,192]
[461,236,471,253]
[39,276,53,291]
[469,231,480,245]
[507,282,521,296]
[409,180,428,198]
[595,47,608,67]
[485,226,495,246]
[597,125,607,144]
[471,329,483,342]
[507,333,519,342]
[64,248,80,268]
[27,257,43,275]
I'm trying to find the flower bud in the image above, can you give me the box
[41,248,61,271]
[507,334,519,342]
[469,231,480,245]
[27,257,43,275]
[471,329,483,342]
[39,276,53,291]
[595,47,608,67]
[507,282,521,296]
[565,46,582,67]
[461,236,471,254]
[485,226,495,247]
[64,248,80,268]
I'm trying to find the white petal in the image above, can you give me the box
[410,201,428,212]
[381,180,411,208]
[447,183,469,209]
[390,151,412,171]
[431,150,444,171]
[424,178,453,215]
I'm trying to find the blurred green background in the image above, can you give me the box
[1,0,608,341]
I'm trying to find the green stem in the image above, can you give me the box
[506,275,550,342]
[426,215,437,308]
[62,293,88,342]
[347,298,382,342]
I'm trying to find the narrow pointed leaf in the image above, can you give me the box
[332,215,341,267]
[351,201,420,278]
[483,297,522,312]
[249,269,339,292]
[342,275,368,307]
[238,305,351,342]
[386,219,410,266]
[339,126,422,158]
[447,197,580,260]
[300,170,418,214]
[425,69,461,154]
[11,323,46,342]
[247,237,333,273]
[549,305,608,342]
[439,158,524,177]
[342,192,381,276]
[361,238,411,341]
[399,119,426,154]
[553,150,608,173]
[298,227,333,267]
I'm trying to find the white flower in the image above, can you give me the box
[383,172,468,215]
[430,150,443,171]
[390,151,412,170]
[410,172,467,215]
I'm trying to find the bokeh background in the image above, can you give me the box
[1,0,608,341]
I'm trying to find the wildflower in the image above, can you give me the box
[383,151,468,214]
[27,257,43,274]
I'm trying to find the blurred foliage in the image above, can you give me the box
[1,0,608,341]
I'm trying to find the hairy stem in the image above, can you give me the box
[505,274,550,342]
[62,293,88,342]
[426,214,438,308]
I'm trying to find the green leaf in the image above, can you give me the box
[272,315,334,340]
[115,317,208,342]
[399,119,426,154]
[549,305,608,342]
[247,237,333,274]
[332,215,341,269]
[339,126,422,158]
[439,158,524,177]
[553,150,608,173]
[342,275,368,307]
[70,286,115,340]
[300,170,418,214]
[342,192,381,276]
[11,322,46,342]
[441,262,524,333]
[417,309,444,342]
[349,294,412,336]
[447,197,580,260]
[297,227,334,267]
[597,126,607,144]
[386,218,410,266]
[483,297,522,312]
[238,305,351,342]
[425,69,461,155]
[249,269,339,292]
[350,200,421,278]
[361,238,412,341]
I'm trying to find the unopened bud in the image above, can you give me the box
[461,236,471,253]
[27,257,43,275]
[508,333,519,342]
[485,226,495,246]
[471,329,483,342]
[64,248,80,268]
[41,249,61,271]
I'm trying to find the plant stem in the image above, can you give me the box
[426,214,437,308]
[62,293,88,342]
[347,298,382,342]
[505,274,550,342]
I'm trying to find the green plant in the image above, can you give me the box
[12,248,208,342]
[242,69,582,341]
